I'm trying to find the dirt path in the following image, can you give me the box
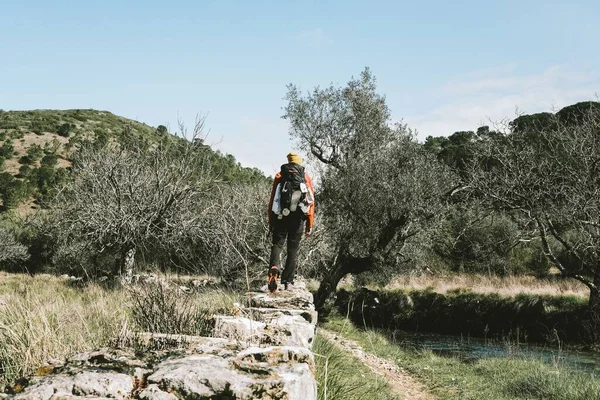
[319,328,435,400]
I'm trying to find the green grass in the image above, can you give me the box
[313,333,399,400]
[323,315,600,400]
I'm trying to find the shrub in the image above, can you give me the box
[31,165,67,202]
[17,164,31,178]
[0,227,29,269]
[156,125,168,135]
[40,153,58,167]
[336,287,588,343]
[18,155,33,165]
[0,173,31,209]
[15,212,61,274]
[53,123,219,281]
[0,141,13,158]
[26,144,43,161]
[56,123,73,137]
[129,281,221,336]
[9,130,24,140]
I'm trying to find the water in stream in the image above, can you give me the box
[390,330,600,374]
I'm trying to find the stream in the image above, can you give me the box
[389,330,600,374]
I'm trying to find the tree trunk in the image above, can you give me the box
[314,252,373,313]
[586,270,600,340]
[120,247,136,285]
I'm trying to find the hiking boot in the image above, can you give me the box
[267,266,279,293]
[284,281,294,291]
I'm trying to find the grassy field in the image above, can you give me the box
[324,315,600,400]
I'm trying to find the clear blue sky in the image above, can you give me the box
[1,0,599,174]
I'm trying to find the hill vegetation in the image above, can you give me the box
[0,109,265,212]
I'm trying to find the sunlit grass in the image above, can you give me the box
[0,272,240,390]
[384,273,588,298]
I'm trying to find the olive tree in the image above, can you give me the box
[284,68,455,310]
[466,102,600,328]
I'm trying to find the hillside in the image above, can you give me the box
[0,109,266,212]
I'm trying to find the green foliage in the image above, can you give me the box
[40,153,58,167]
[31,165,67,202]
[93,129,109,148]
[9,130,24,139]
[17,165,31,178]
[0,141,14,158]
[56,123,73,137]
[431,208,546,276]
[18,155,33,165]
[26,144,43,161]
[0,225,29,269]
[156,124,168,135]
[285,68,455,310]
[0,173,31,210]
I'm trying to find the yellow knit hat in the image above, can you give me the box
[287,152,303,165]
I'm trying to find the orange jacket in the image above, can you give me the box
[268,172,315,233]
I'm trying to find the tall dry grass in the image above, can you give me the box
[0,273,129,387]
[0,272,240,390]
[384,273,588,298]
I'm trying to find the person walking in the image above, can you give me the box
[267,152,315,291]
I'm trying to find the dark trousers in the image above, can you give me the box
[269,211,304,283]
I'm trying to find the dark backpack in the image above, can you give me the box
[279,163,305,214]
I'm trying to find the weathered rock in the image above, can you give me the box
[12,372,133,400]
[11,376,74,400]
[249,288,315,310]
[213,315,267,343]
[137,384,177,400]
[146,346,316,400]
[133,332,234,352]
[71,372,134,398]
[244,306,318,325]
[214,312,315,349]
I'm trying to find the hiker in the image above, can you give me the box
[267,152,315,292]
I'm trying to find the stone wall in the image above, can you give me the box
[3,282,318,400]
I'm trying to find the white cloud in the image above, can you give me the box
[405,65,600,140]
